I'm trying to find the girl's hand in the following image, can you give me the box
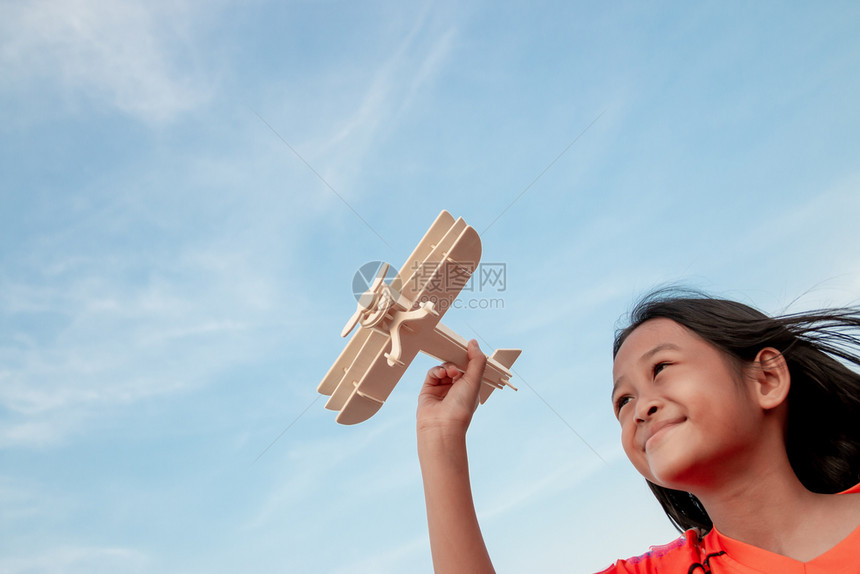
[417,339,487,437]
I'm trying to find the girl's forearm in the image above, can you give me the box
[418,431,495,574]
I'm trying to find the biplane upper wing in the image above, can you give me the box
[324,220,483,425]
[393,210,456,303]
[396,218,481,317]
[394,212,481,316]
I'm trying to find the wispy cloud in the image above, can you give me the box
[474,434,624,524]
[243,412,412,530]
[268,12,458,209]
[315,7,454,149]
[0,236,303,447]
[0,0,212,123]
[0,545,149,574]
[332,535,428,574]
[0,97,336,446]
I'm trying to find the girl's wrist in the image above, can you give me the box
[417,419,469,443]
[417,422,469,460]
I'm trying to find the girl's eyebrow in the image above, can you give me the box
[640,342,681,363]
[612,343,681,397]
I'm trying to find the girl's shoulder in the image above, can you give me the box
[596,529,724,574]
[598,484,860,574]
[840,482,860,494]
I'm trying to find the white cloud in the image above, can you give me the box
[332,535,429,574]
[0,545,149,574]
[276,12,458,201]
[243,412,411,530]
[478,455,605,521]
[0,239,303,447]
[0,0,212,123]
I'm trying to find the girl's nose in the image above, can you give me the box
[635,399,660,422]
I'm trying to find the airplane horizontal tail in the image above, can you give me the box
[479,348,522,404]
[490,348,521,369]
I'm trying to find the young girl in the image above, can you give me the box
[416,290,860,573]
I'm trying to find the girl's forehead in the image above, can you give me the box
[621,318,690,346]
[613,319,694,370]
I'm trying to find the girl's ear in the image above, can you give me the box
[749,347,790,410]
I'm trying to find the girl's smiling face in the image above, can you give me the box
[612,318,766,492]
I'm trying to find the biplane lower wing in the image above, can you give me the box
[320,328,389,413]
[317,326,374,397]
[334,337,418,425]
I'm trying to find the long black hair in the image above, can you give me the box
[613,288,860,534]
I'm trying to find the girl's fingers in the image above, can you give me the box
[422,341,486,403]
[440,363,461,380]
[432,341,486,380]
[425,365,451,386]
[462,340,487,390]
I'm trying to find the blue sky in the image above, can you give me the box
[2,1,860,572]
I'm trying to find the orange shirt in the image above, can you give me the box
[598,483,860,574]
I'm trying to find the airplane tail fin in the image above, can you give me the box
[478,383,495,404]
[480,348,522,404]
[491,348,521,369]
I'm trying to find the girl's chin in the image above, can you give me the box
[631,451,701,489]
[643,457,698,490]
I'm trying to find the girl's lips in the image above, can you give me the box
[643,419,685,451]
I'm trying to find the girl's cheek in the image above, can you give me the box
[620,424,635,453]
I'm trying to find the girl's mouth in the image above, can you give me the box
[643,418,685,451]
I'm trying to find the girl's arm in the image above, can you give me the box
[417,340,495,574]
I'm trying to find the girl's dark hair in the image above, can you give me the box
[613,288,860,534]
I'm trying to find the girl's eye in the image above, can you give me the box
[653,362,669,376]
[614,395,632,414]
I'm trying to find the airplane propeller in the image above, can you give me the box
[341,262,395,337]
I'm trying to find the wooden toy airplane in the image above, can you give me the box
[318,210,521,424]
